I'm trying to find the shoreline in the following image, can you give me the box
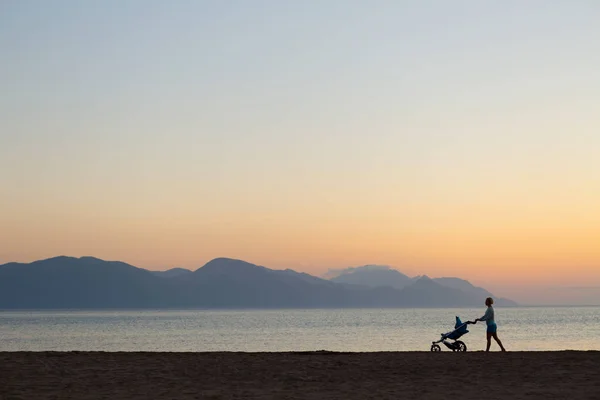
[2,351,600,399]
[2,349,600,353]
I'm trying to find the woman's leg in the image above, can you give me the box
[492,333,506,351]
[486,332,492,351]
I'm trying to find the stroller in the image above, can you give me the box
[430,316,473,352]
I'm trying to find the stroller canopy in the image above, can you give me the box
[445,316,469,340]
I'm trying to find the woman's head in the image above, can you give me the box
[485,297,494,306]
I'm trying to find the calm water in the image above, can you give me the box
[1,307,599,352]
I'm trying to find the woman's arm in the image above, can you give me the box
[478,308,492,322]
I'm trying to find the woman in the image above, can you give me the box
[475,297,506,352]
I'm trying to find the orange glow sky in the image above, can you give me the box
[1,1,599,293]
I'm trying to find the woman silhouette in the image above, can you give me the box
[475,297,506,352]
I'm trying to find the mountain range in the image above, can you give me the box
[326,265,514,306]
[0,256,516,309]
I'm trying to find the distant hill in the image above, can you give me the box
[325,266,517,306]
[152,268,192,278]
[396,276,476,307]
[0,256,172,309]
[180,258,354,308]
[330,266,412,289]
[432,277,516,307]
[0,256,517,309]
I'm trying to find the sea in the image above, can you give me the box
[1,307,599,352]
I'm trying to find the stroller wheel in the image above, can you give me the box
[454,341,467,352]
[430,344,441,352]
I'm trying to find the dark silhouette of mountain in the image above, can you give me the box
[330,265,412,289]
[325,266,517,306]
[433,277,487,294]
[0,256,174,309]
[152,268,192,278]
[0,256,517,309]
[323,265,391,280]
[432,277,517,306]
[178,258,369,308]
[396,276,477,307]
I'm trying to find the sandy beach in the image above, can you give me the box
[1,351,599,399]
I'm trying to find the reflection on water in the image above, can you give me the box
[1,307,599,352]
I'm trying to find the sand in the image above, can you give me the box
[1,351,599,399]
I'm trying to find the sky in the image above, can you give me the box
[1,1,599,297]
